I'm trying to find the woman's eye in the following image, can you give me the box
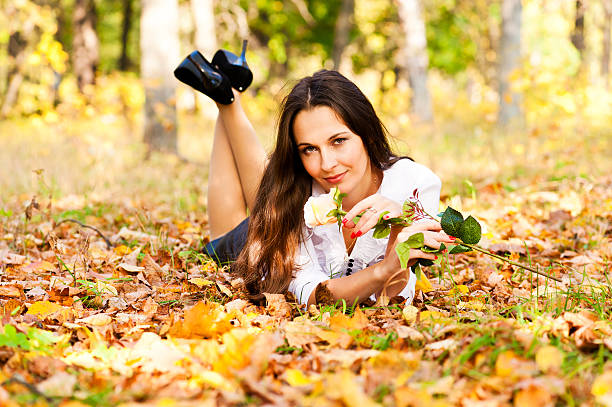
[301,146,316,154]
[333,138,347,145]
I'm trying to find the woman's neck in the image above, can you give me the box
[342,167,383,211]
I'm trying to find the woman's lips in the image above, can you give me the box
[324,171,347,184]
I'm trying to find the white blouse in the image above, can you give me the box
[289,158,442,305]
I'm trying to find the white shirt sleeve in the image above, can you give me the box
[380,159,441,217]
[413,164,442,217]
[288,237,330,306]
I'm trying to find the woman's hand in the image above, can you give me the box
[383,220,454,271]
[342,194,402,238]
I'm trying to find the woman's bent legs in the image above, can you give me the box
[207,95,267,239]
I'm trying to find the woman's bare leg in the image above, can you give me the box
[217,95,267,211]
[208,116,248,239]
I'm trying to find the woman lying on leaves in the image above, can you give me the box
[174,42,453,307]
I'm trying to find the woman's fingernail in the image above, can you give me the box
[342,218,348,224]
[450,236,456,240]
[383,215,390,220]
[435,255,438,260]
[356,231,362,237]
[350,232,356,239]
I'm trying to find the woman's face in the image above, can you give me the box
[293,105,373,199]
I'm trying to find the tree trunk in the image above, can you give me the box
[332,0,354,70]
[397,0,433,122]
[119,0,133,71]
[571,0,585,56]
[190,0,217,112]
[498,0,522,126]
[141,0,179,154]
[73,0,99,92]
[603,0,611,87]
[1,30,27,117]
[191,0,217,56]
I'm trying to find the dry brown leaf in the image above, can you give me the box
[264,293,292,318]
[75,313,112,326]
[0,285,21,298]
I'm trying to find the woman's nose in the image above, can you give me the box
[320,149,338,171]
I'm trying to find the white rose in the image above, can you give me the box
[304,188,339,228]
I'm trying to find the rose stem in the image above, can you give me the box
[459,242,562,282]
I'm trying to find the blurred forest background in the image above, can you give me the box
[0,0,611,212]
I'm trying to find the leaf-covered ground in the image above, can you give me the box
[1,170,611,407]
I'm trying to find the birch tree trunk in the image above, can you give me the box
[191,0,217,56]
[141,0,179,154]
[190,0,217,112]
[498,0,522,126]
[332,0,354,71]
[397,0,433,122]
[603,0,611,87]
[73,0,99,92]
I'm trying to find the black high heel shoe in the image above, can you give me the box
[212,40,253,92]
[173,50,235,105]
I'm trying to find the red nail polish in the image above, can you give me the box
[350,232,356,239]
[356,231,362,237]
[384,215,390,219]
[342,218,348,224]
[435,255,438,260]
[450,236,456,240]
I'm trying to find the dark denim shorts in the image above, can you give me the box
[203,218,249,265]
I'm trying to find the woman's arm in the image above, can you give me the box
[306,220,451,306]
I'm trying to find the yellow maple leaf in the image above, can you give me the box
[188,277,214,288]
[114,245,132,256]
[415,272,433,293]
[420,310,444,324]
[27,301,62,318]
[451,284,469,295]
[402,305,418,326]
[213,328,257,374]
[286,369,316,387]
[535,345,564,373]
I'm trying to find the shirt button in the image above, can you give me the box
[346,268,352,273]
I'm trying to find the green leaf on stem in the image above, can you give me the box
[458,215,481,244]
[441,206,464,237]
[422,242,446,254]
[412,263,422,280]
[395,233,424,269]
[373,223,390,239]
[449,244,472,254]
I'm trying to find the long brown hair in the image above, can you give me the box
[235,70,399,302]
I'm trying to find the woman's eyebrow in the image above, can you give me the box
[328,132,349,140]
[296,132,349,147]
